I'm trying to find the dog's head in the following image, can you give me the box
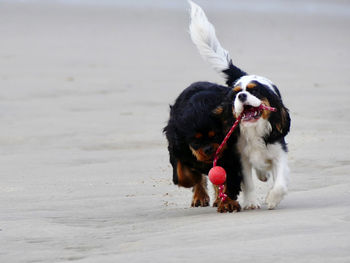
[187,126,223,163]
[175,91,227,163]
[229,75,290,138]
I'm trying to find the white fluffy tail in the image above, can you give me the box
[188,1,231,73]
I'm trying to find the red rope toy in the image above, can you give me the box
[208,104,277,202]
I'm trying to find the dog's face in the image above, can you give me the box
[187,126,223,163]
[229,75,290,135]
[175,107,225,163]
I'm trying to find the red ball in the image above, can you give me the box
[208,166,226,185]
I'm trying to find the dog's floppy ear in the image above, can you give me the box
[266,103,290,145]
[263,85,291,144]
[263,84,290,138]
[275,106,290,136]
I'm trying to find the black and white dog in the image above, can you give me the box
[189,1,291,209]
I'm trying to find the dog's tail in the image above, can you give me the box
[188,1,246,86]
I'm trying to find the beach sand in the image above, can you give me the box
[0,0,350,262]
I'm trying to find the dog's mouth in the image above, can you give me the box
[241,105,263,122]
[190,143,222,163]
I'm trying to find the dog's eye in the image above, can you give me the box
[249,89,259,96]
[208,131,215,138]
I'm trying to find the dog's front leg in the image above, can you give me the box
[266,151,289,209]
[216,183,241,213]
[241,158,260,209]
[191,175,210,207]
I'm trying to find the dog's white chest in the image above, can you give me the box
[238,121,273,171]
[239,135,271,170]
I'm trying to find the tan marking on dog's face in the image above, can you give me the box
[232,106,239,119]
[189,147,208,163]
[208,131,215,138]
[194,133,203,139]
[189,143,219,163]
[261,98,271,119]
[212,106,223,115]
[233,86,242,92]
[246,82,257,89]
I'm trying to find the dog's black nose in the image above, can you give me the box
[238,93,247,102]
[203,145,214,156]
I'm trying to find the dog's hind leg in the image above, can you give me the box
[266,151,289,209]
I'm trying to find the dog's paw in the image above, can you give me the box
[242,193,260,210]
[191,193,210,207]
[212,198,219,207]
[266,186,287,209]
[217,198,241,213]
[243,201,261,210]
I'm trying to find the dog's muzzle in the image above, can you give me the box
[234,91,261,117]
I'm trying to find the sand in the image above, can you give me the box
[0,0,350,262]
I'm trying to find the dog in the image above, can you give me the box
[163,82,242,212]
[189,1,291,209]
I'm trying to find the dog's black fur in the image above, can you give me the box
[222,60,247,86]
[164,81,243,212]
